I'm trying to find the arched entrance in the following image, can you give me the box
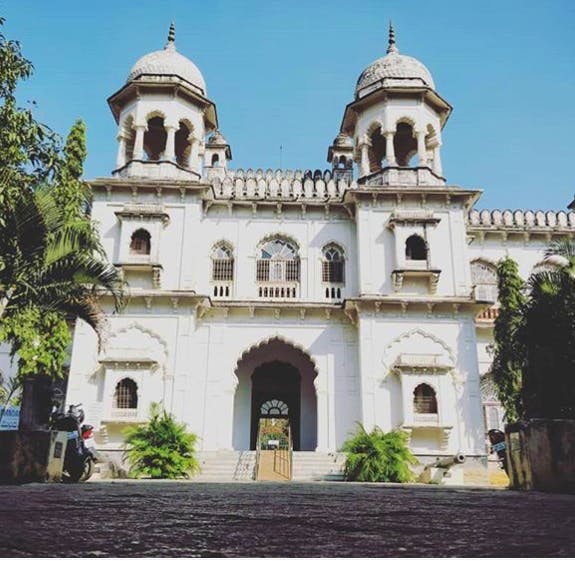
[233,337,317,451]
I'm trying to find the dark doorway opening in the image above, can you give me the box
[250,361,301,450]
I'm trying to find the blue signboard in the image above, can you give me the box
[0,406,20,430]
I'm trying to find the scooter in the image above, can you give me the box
[487,428,508,475]
[51,404,95,483]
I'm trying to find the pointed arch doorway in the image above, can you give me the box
[233,337,318,451]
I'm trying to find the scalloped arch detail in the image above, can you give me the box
[382,328,455,370]
[256,233,301,252]
[104,322,169,365]
[233,335,319,389]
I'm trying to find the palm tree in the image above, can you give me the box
[0,186,123,332]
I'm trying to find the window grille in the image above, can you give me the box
[114,378,138,409]
[413,384,437,414]
[130,229,151,255]
[256,239,300,283]
[322,246,345,283]
[471,260,498,302]
[211,244,234,281]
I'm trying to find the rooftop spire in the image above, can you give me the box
[387,21,398,54]
[165,22,176,50]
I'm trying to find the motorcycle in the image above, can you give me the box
[487,428,508,475]
[51,404,95,483]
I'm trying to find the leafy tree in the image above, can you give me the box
[0,19,124,385]
[521,240,575,419]
[489,257,526,422]
[341,424,417,483]
[123,403,200,479]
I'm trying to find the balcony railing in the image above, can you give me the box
[258,283,298,299]
[108,408,139,421]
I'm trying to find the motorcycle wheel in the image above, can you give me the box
[80,458,94,482]
[62,459,91,483]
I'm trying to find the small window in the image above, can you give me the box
[471,260,498,302]
[414,383,437,414]
[114,378,138,409]
[211,154,220,167]
[406,235,427,261]
[322,245,345,283]
[212,244,234,281]
[130,229,151,255]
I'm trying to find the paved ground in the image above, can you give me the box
[0,481,574,557]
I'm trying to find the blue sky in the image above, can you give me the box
[2,0,574,209]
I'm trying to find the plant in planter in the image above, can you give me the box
[123,403,200,479]
[341,424,418,483]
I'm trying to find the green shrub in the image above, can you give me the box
[123,403,200,479]
[341,424,417,483]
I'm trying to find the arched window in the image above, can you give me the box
[406,235,427,261]
[471,260,498,302]
[413,383,437,414]
[114,378,138,409]
[212,243,234,281]
[260,399,289,417]
[130,229,151,255]
[256,238,300,283]
[322,244,345,283]
[143,115,167,161]
[211,154,220,167]
[175,120,192,167]
[394,121,417,166]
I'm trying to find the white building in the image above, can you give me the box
[63,24,575,480]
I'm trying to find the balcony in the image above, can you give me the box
[256,259,300,300]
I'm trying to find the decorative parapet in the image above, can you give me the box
[208,168,357,201]
[468,209,575,232]
[360,167,446,187]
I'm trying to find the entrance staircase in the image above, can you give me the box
[192,450,346,481]
[291,452,346,481]
[193,450,256,481]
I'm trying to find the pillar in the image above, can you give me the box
[164,125,177,162]
[133,125,146,160]
[433,144,443,176]
[416,130,427,166]
[359,141,370,177]
[384,131,396,166]
[115,134,126,169]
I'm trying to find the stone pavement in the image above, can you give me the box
[0,481,574,557]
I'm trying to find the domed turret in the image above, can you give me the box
[333,23,452,186]
[107,23,219,180]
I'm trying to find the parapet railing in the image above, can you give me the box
[468,209,575,229]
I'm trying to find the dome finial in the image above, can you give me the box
[387,20,398,54]
[165,22,176,50]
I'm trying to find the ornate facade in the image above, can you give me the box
[61,24,575,480]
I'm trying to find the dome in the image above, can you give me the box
[355,25,434,97]
[208,129,228,145]
[333,133,354,148]
[127,24,207,95]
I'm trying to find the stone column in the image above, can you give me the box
[433,144,443,176]
[189,136,199,170]
[115,134,127,169]
[164,125,177,162]
[384,131,396,166]
[133,125,146,160]
[416,130,428,166]
[359,140,370,177]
